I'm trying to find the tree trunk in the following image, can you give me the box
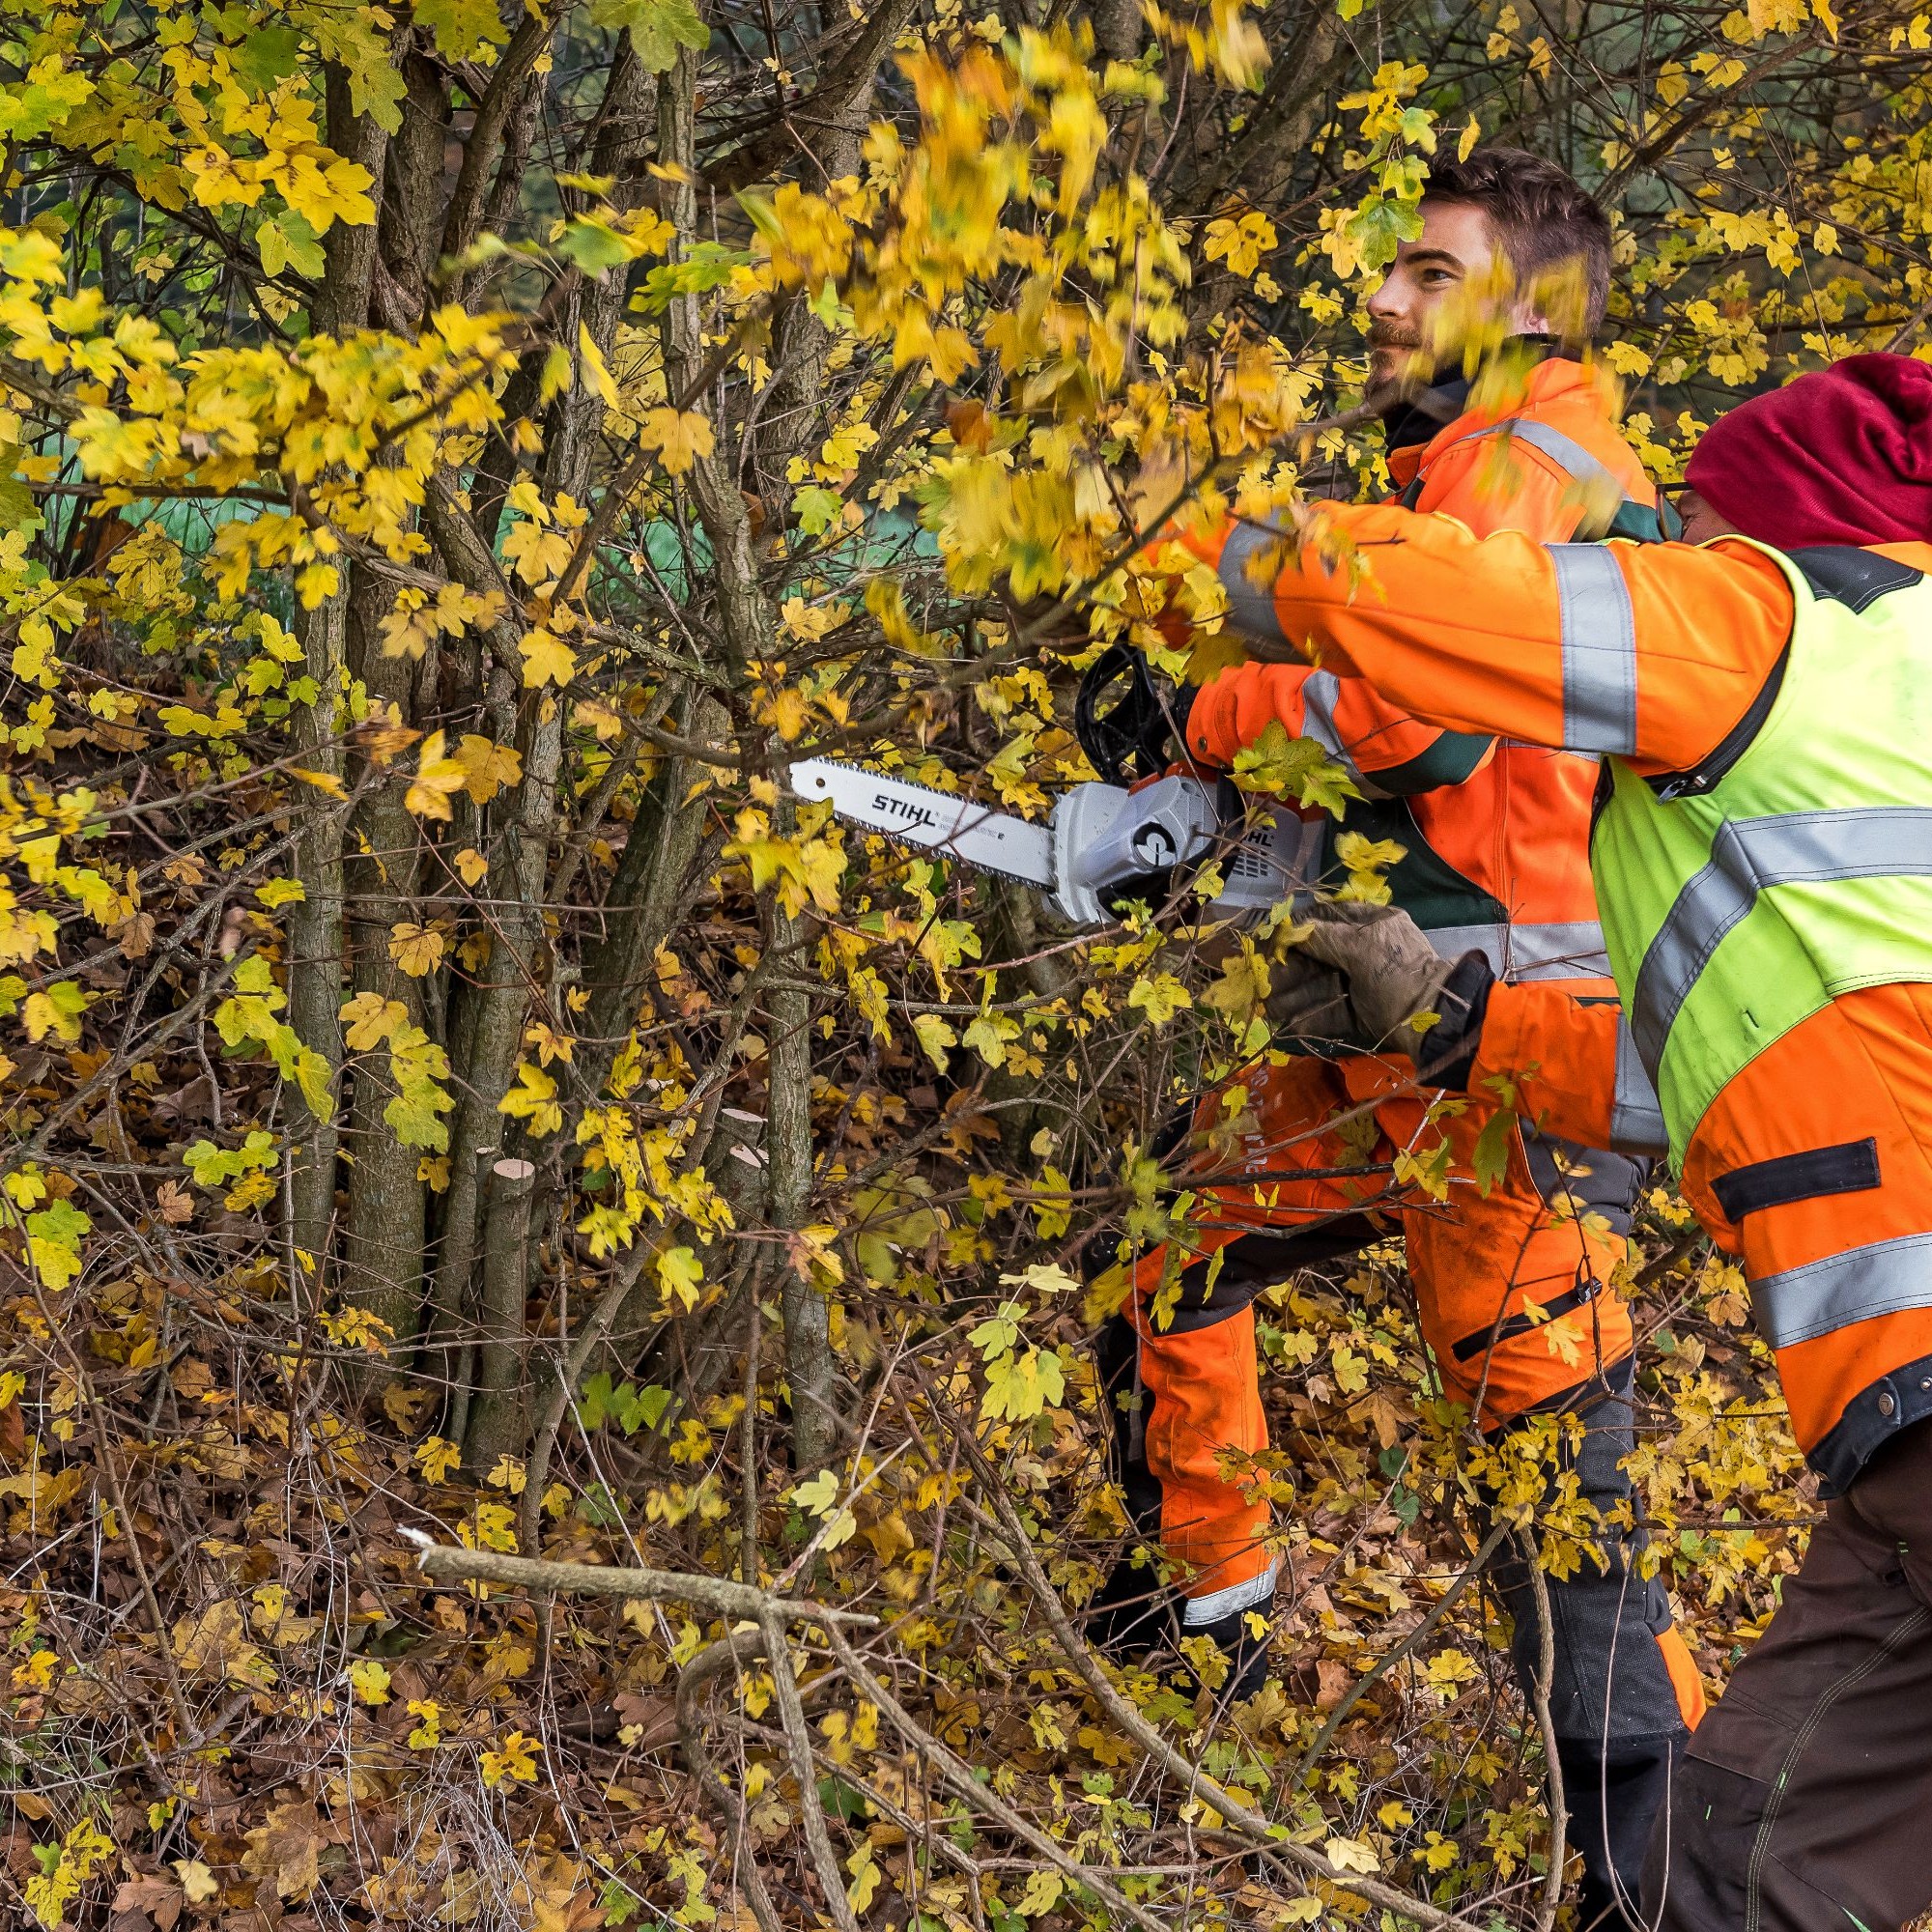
[339,584,428,1372]
[463,1154,539,1475]
[285,587,348,1287]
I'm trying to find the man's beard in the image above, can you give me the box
[1366,327,1435,407]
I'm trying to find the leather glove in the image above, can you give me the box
[1264,947,1373,1058]
[1268,900,1463,1061]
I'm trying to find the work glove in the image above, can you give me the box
[1267,900,1466,1062]
[1263,946,1368,1057]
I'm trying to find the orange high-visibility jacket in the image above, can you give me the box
[1182,358,1669,987]
[1218,505,1932,1491]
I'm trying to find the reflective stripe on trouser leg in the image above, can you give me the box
[1547,543,1638,754]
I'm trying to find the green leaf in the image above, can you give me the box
[307,12,409,133]
[257,211,325,280]
[579,1372,615,1429]
[1471,1106,1515,1198]
[792,486,843,537]
[1230,719,1362,817]
[555,216,636,276]
[979,1345,1065,1423]
[385,1086,453,1151]
[231,26,302,90]
[588,0,710,71]
[413,0,513,63]
[631,242,747,313]
[631,1383,673,1432]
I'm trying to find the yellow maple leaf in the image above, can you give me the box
[497,1061,561,1136]
[415,1435,463,1483]
[452,734,524,802]
[387,923,445,978]
[454,847,490,887]
[405,730,469,821]
[638,406,717,475]
[480,1728,541,1788]
[350,1658,392,1706]
[340,992,407,1051]
[519,627,577,689]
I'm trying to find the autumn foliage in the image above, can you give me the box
[0,0,1918,1925]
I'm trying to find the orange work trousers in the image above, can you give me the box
[1100,1051,1644,1611]
[1091,1051,1703,1914]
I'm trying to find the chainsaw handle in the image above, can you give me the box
[1073,644,1194,785]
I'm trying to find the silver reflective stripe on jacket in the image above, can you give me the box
[1180,1558,1279,1627]
[1216,520,1291,648]
[1609,1020,1668,1155]
[1425,918,1611,982]
[1749,1231,1932,1350]
[1630,807,1932,1074]
[1299,668,1390,800]
[1441,417,1621,500]
[1548,544,1638,753]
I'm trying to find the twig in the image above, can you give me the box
[1523,1539,1568,1932]
[677,1629,788,1932]
[516,1239,656,1556]
[758,1610,863,1932]
[404,1536,878,1626]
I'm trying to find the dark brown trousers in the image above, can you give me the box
[1641,1415,1932,1931]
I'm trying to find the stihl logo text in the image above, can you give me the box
[872,792,935,830]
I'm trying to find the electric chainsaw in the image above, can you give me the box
[789,756,1317,924]
[788,645,1315,925]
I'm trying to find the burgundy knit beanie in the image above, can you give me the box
[1685,353,1932,549]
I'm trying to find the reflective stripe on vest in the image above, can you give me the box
[1298,669,1391,800]
[1217,520,1291,648]
[1630,807,1932,1072]
[1424,918,1610,982]
[1750,1231,1932,1350]
[1548,544,1638,753]
[1609,1020,1667,1156]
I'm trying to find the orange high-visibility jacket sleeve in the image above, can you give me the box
[1469,980,1628,1151]
[1178,420,1638,782]
[1185,661,1493,794]
[1176,531,1492,793]
[1203,506,1794,775]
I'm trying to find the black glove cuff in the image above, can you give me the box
[1411,951,1494,1090]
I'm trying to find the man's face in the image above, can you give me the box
[1676,488,1744,546]
[1365,200,1511,405]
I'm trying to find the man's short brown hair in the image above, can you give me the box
[1424,147,1610,336]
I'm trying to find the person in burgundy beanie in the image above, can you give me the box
[1684,351,1932,548]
